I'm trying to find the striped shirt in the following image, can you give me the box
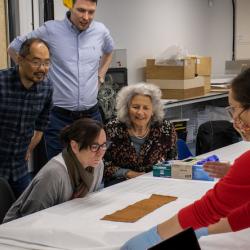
[0,66,53,181]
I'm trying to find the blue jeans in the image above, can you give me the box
[44,107,102,160]
[9,172,32,198]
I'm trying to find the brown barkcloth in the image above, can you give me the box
[101,194,177,223]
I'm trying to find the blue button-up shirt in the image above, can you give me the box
[9,14,114,111]
[0,66,53,181]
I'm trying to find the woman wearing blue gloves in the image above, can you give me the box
[121,69,250,249]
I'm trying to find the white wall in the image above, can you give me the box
[18,0,33,35]
[235,0,250,59]
[52,0,233,83]
[205,0,233,75]
[18,0,40,35]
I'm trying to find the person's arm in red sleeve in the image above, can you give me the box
[227,201,250,231]
[178,151,250,229]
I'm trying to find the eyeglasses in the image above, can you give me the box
[225,106,246,119]
[25,58,51,68]
[89,141,111,152]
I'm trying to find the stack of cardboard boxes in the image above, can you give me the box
[193,56,212,93]
[145,56,211,99]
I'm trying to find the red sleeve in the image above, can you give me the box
[178,150,250,230]
[228,201,250,231]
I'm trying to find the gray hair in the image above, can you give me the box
[116,83,165,127]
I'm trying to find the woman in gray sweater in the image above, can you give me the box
[4,118,108,223]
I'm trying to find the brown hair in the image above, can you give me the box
[73,0,97,5]
[231,68,250,109]
[60,118,103,150]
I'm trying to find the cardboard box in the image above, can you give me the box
[152,157,215,181]
[146,58,196,80]
[192,165,214,181]
[145,58,210,99]
[171,159,196,180]
[146,76,207,99]
[203,75,211,93]
[146,76,205,89]
[160,87,204,99]
[191,56,212,76]
[153,164,171,177]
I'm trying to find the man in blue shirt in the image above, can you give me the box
[8,0,114,160]
[0,38,53,197]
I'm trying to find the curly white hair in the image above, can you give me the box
[116,83,165,127]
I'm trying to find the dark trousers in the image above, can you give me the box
[44,105,102,160]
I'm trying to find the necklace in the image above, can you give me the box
[131,127,150,139]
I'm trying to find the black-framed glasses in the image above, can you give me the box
[25,57,51,68]
[89,141,111,152]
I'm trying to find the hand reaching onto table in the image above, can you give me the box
[203,161,231,178]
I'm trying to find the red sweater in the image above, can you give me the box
[178,150,250,231]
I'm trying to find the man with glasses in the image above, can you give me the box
[0,38,53,198]
[8,0,114,161]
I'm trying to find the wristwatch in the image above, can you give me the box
[98,76,105,84]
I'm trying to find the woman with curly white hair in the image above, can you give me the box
[104,83,177,186]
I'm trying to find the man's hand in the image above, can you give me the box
[25,131,43,161]
[203,161,231,178]
[121,226,161,250]
[25,148,32,161]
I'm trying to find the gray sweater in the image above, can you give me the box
[4,153,104,223]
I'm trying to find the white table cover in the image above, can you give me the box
[0,141,249,250]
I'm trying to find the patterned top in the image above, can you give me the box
[104,119,177,182]
[0,66,53,181]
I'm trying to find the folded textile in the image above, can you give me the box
[101,194,177,222]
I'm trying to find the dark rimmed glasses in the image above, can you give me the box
[25,57,51,68]
[89,141,111,152]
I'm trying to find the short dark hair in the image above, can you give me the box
[19,38,50,58]
[231,68,250,109]
[60,118,104,150]
[73,0,97,5]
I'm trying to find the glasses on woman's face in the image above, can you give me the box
[225,106,246,120]
[89,141,111,152]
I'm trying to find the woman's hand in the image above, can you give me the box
[203,161,231,178]
[126,170,145,179]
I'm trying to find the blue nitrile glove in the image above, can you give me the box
[195,227,208,239]
[196,155,219,165]
[121,226,162,250]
